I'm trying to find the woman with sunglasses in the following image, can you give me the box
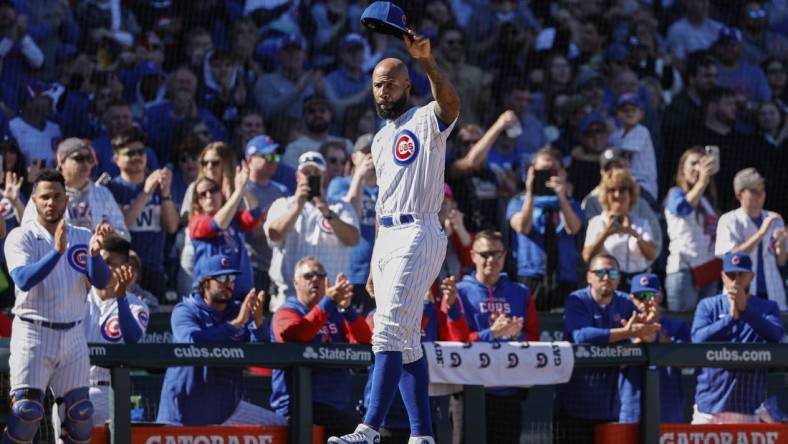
[188,160,262,299]
[664,146,720,312]
[177,142,237,295]
[582,168,657,291]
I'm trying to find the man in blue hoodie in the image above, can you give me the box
[691,251,784,424]
[156,254,286,426]
[453,230,540,444]
[553,254,661,444]
[618,273,691,424]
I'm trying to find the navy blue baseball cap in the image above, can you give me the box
[631,273,661,294]
[245,135,279,159]
[717,26,743,45]
[361,1,409,38]
[341,33,366,51]
[617,93,643,109]
[579,113,607,133]
[278,33,306,51]
[196,255,240,281]
[723,252,752,273]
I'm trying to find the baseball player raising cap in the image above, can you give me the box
[329,2,461,443]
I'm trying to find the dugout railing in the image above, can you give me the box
[0,340,786,444]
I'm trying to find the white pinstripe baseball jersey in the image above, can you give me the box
[4,221,94,322]
[372,101,456,216]
[83,289,149,383]
[264,199,359,305]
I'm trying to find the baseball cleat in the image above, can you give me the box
[327,424,380,444]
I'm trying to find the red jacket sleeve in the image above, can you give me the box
[238,209,265,233]
[343,315,372,344]
[439,298,470,341]
[524,296,540,341]
[189,214,218,239]
[450,231,475,270]
[272,306,330,343]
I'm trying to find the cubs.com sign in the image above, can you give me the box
[423,341,575,387]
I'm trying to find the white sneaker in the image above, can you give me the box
[407,437,435,444]
[327,424,380,444]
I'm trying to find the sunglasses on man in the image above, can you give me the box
[590,268,620,279]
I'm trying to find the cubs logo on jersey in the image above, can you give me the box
[137,310,149,329]
[392,129,420,166]
[101,316,122,342]
[67,244,90,273]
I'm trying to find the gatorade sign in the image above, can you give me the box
[596,423,787,444]
[91,425,324,444]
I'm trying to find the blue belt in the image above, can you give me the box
[19,317,81,330]
[380,214,415,227]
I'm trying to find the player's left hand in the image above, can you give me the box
[441,276,457,307]
[403,29,431,61]
[111,264,134,298]
[89,223,113,256]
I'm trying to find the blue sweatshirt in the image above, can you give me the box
[618,316,691,423]
[156,293,268,425]
[456,273,539,397]
[557,287,636,421]
[692,293,784,415]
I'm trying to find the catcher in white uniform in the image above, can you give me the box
[3,170,112,444]
[329,26,460,444]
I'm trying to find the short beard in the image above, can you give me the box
[306,120,330,134]
[375,94,409,120]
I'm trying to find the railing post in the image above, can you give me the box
[290,366,312,444]
[109,367,131,444]
[640,364,660,444]
[462,385,486,443]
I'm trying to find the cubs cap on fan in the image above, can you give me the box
[196,254,241,280]
[617,93,643,109]
[579,113,606,133]
[361,1,409,38]
[245,134,279,159]
[631,273,661,294]
[298,151,327,172]
[341,33,366,51]
[733,167,765,193]
[723,252,752,273]
[278,33,306,51]
[716,26,743,45]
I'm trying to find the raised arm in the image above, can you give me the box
[403,31,460,124]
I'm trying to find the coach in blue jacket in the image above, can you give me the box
[691,252,784,424]
[618,273,691,424]
[553,254,661,444]
[156,254,286,426]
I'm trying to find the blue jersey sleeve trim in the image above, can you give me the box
[116,297,143,344]
[9,250,62,291]
[666,188,693,216]
[87,254,111,289]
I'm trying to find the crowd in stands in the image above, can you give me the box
[0,0,787,442]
